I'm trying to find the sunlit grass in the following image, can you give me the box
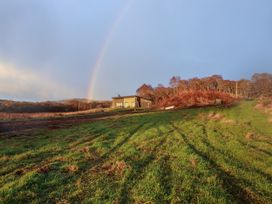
[0,101,271,203]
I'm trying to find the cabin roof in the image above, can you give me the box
[112,95,151,101]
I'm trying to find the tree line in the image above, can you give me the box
[136,73,272,105]
[0,99,111,113]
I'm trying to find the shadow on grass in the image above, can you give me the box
[238,140,272,157]
[68,123,118,150]
[78,119,161,180]
[118,137,167,204]
[171,123,260,204]
[157,154,172,203]
[100,121,147,160]
[196,123,272,184]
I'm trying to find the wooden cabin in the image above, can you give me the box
[112,95,152,109]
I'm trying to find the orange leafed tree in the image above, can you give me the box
[136,73,272,108]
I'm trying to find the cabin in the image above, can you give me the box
[112,95,152,109]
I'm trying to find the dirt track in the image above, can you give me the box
[0,111,139,135]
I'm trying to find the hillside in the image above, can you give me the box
[0,101,271,203]
[0,99,111,113]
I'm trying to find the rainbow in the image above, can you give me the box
[87,0,134,100]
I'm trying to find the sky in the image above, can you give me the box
[0,0,272,101]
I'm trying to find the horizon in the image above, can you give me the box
[0,72,265,102]
[1,0,272,101]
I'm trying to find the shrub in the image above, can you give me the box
[158,91,236,108]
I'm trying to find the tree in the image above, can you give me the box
[251,73,272,97]
[237,79,251,98]
[170,76,181,95]
[153,84,171,104]
[136,72,272,107]
[136,84,155,101]
[188,78,202,91]
[177,80,188,93]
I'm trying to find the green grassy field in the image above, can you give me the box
[0,101,271,203]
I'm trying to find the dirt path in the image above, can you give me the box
[0,111,146,135]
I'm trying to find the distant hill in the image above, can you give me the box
[0,99,111,113]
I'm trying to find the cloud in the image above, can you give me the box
[0,62,76,100]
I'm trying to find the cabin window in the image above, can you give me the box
[124,102,129,108]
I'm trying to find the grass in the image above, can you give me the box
[0,101,271,203]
